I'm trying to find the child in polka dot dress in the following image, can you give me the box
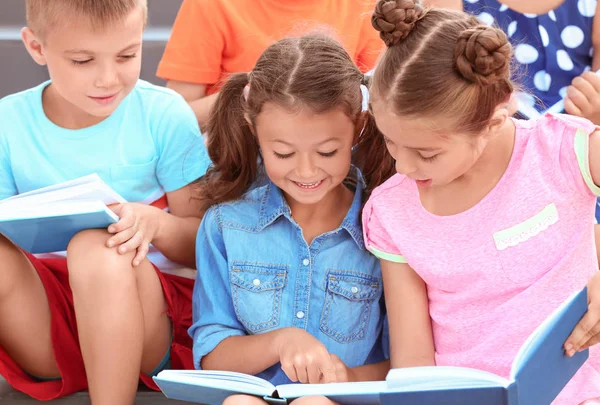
[461,0,600,123]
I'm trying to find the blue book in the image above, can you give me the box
[0,174,125,253]
[154,288,589,405]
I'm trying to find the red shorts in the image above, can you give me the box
[0,253,195,400]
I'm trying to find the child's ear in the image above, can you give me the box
[486,104,510,138]
[353,111,368,144]
[21,27,47,66]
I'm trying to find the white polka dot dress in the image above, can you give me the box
[464,0,595,113]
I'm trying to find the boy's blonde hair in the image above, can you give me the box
[26,0,148,39]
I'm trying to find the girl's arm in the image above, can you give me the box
[348,360,391,381]
[381,259,435,368]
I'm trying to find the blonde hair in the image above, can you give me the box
[26,0,148,39]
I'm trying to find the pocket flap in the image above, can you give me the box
[230,262,288,292]
[326,270,381,301]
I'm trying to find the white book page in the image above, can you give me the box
[276,381,385,399]
[385,366,509,391]
[0,175,126,211]
[0,200,119,222]
[156,370,275,397]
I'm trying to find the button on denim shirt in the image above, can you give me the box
[190,175,386,386]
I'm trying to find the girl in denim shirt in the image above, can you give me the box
[190,34,390,405]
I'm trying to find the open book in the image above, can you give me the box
[0,174,125,253]
[154,288,589,405]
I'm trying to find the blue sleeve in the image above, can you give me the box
[152,94,211,192]
[0,138,17,200]
[190,206,246,369]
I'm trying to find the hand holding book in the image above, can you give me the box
[565,272,600,356]
[106,202,163,267]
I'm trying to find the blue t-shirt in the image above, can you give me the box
[464,0,595,113]
[0,80,210,203]
[190,171,387,385]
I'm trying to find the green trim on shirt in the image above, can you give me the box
[575,128,600,196]
[368,245,407,263]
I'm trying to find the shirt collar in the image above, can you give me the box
[257,167,365,249]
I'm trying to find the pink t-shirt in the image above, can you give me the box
[363,114,600,404]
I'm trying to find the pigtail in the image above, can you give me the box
[195,73,260,212]
[353,114,396,201]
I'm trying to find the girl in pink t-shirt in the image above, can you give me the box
[355,0,600,403]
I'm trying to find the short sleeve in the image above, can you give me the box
[362,197,406,263]
[153,94,211,192]
[156,0,225,84]
[0,138,17,200]
[552,114,600,197]
[355,7,385,73]
[190,207,246,369]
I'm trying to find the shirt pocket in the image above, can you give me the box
[320,270,382,343]
[493,203,561,284]
[109,157,158,199]
[229,262,288,333]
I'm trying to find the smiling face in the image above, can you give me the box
[371,99,491,189]
[255,103,357,205]
[23,6,145,128]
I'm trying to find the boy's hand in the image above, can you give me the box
[564,71,600,125]
[276,328,339,384]
[565,272,600,356]
[106,203,161,266]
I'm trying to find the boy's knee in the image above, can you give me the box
[0,234,35,296]
[67,229,136,290]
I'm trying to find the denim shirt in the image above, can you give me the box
[190,173,386,386]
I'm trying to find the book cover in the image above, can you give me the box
[0,174,125,253]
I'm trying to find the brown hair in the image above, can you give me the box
[26,0,147,39]
[195,34,387,212]
[360,0,515,193]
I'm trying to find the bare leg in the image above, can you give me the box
[67,229,171,405]
[292,397,340,405]
[0,235,58,378]
[223,395,268,405]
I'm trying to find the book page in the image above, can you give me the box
[155,370,275,397]
[385,366,508,391]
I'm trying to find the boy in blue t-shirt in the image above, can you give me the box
[0,0,210,403]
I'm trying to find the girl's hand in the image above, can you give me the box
[106,203,161,266]
[565,273,600,356]
[276,328,339,384]
[564,71,600,125]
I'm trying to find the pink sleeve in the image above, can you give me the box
[553,114,600,197]
[362,196,406,263]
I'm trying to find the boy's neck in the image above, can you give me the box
[287,183,354,245]
[42,84,109,130]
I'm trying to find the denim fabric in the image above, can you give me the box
[190,172,386,386]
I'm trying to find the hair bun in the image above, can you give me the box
[371,0,425,47]
[454,26,511,86]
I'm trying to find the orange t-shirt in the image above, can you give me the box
[157,0,383,94]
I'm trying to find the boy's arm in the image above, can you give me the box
[149,184,202,268]
[381,259,436,368]
[166,81,219,130]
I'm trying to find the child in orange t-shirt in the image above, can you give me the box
[156,0,383,128]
